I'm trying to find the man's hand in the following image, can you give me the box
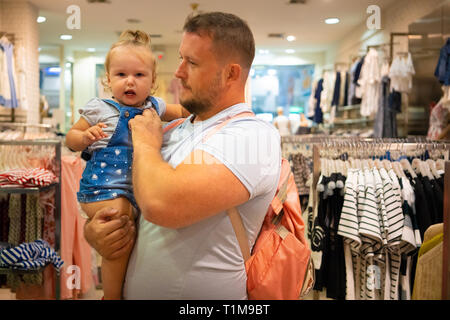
[129,108,163,150]
[83,207,136,260]
[82,123,108,146]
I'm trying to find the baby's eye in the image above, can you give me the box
[136,73,144,77]
[117,72,126,77]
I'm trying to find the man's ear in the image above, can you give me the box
[226,63,242,83]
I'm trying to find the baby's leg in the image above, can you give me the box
[81,197,134,300]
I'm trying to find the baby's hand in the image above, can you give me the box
[82,123,108,146]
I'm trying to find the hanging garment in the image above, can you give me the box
[291,153,312,196]
[0,37,19,108]
[60,155,94,300]
[331,71,342,107]
[313,79,324,124]
[434,38,450,86]
[389,53,415,93]
[427,98,449,140]
[354,56,366,100]
[358,48,380,117]
[343,72,349,106]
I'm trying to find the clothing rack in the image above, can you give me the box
[0,139,62,299]
[281,136,450,299]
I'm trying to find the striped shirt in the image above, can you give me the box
[0,239,63,272]
[337,169,361,300]
[0,168,56,188]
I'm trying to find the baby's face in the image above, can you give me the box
[107,46,154,107]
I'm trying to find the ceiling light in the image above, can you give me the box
[286,35,296,42]
[285,49,295,54]
[37,16,46,23]
[65,62,71,68]
[60,34,72,40]
[325,18,340,25]
[86,48,96,52]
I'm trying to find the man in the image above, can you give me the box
[84,11,281,299]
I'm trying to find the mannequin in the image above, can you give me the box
[273,107,291,136]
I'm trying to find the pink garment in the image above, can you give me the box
[60,155,93,299]
[427,100,449,140]
[168,78,182,104]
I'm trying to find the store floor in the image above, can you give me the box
[0,286,104,300]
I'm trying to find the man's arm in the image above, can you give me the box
[130,109,250,229]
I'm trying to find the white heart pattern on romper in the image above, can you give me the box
[112,192,117,197]
[115,149,121,156]
[101,162,107,168]
[94,190,100,195]
[115,169,122,175]
[92,174,98,180]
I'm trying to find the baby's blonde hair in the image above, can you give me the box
[102,30,157,94]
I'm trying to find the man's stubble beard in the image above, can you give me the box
[179,72,223,116]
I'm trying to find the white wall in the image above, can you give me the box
[72,51,105,123]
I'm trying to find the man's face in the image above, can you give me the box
[175,32,224,115]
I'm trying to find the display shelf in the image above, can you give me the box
[0,139,62,299]
[0,267,45,275]
[0,183,58,194]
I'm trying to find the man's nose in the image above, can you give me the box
[175,61,186,79]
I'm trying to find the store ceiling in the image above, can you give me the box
[30,0,396,57]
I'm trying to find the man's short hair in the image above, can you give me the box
[183,12,255,70]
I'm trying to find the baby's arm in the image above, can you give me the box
[66,117,108,151]
[161,103,190,121]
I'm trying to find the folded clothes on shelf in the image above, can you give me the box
[0,168,57,188]
[0,239,63,272]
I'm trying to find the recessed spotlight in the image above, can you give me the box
[325,18,340,25]
[60,34,72,40]
[286,35,296,42]
[285,49,295,54]
[127,18,141,24]
[86,48,96,52]
[37,16,46,23]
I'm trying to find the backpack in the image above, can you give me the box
[163,112,314,300]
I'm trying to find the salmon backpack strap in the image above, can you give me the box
[163,118,186,133]
[202,111,255,142]
[227,208,251,263]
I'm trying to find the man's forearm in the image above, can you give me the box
[132,144,179,225]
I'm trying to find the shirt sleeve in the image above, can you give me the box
[78,98,103,126]
[152,96,166,117]
[195,118,281,199]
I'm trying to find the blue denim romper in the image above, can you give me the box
[77,97,160,210]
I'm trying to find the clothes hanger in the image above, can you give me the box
[426,159,440,179]
[436,158,445,172]
[411,158,422,175]
[419,160,434,180]
[401,158,417,178]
